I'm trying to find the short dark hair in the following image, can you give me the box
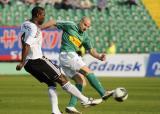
[32,6,44,18]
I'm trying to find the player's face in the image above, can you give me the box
[79,19,91,32]
[37,10,45,25]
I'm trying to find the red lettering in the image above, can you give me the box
[42,31,60,49]
[0,30,17,48]
[50,32,58,48]
[57,31,62,48]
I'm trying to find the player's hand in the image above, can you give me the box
[16,62,25,71]
[99,53,106,61]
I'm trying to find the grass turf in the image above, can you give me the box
[0,75,160,114]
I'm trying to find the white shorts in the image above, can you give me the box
[59,52,86,78]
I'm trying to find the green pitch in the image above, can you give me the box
[0,75,160,114]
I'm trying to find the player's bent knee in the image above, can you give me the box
[79,68,92,76]
[72,74,87,86]
[78,75,87,87]
[82,77,87,86]
[56,74,69,86]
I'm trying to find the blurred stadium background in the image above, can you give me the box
[0,0,160,114]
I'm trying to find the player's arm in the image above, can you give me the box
[40,19,57,30]
[16,42,30,71]
[89,48,106,61]
[16,24,36,70]
[16,31,30,71]
[40,20,73,30]
[21,43,30,63]
[56,21,76,30]
[83,34,106,61]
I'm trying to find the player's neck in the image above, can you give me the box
[30,18,39,26]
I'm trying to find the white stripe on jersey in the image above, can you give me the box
[42,57,61,76]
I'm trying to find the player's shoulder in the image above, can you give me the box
[57,20,76,26]
[21,21,37,31]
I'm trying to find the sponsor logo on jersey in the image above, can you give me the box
[23,24,31,31]
[69,35,82,47]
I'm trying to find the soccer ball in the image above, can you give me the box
[113,87,128,102]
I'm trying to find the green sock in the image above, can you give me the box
[68,84,83,107]
[86,73,105,97]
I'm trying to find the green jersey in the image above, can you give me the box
[56,21,92,52]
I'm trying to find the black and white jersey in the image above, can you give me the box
[20,21,43,60]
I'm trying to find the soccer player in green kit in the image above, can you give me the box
[42,16,114,114]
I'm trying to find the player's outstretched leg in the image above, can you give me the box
[86,72,114,100]
[80,66,114,100]
[66,74,86,114]
[66,84,83,114]
[56,74,103,107]
[48,86,62,114]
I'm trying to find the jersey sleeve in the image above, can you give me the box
[20,23,37,45]
[82,33,93,50]
[56,21,75,30]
